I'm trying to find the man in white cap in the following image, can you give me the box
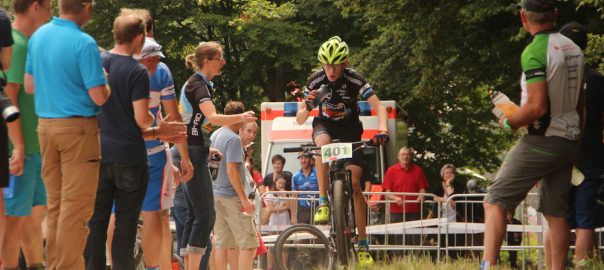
[137,37,194,270]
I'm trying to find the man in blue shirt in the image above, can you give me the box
[24,1,110,269]
[292,152,318,224]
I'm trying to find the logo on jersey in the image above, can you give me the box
[322,102,347,119]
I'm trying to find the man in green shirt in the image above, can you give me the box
[2,0,52,269]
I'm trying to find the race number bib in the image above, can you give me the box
[321,143,353,163]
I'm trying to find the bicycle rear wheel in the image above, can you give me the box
[332,179,354,266]
[274,224,333,270]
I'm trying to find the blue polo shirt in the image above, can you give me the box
[26,17,106,118]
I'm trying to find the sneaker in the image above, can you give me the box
[313,205,329,224]
[357,245,374,267]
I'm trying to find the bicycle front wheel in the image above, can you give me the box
[274,224,333,270]
[332,179,354,266]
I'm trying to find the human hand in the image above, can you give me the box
[241,198,256,215]
[239,111,257,124]
[156,114,187,143]
[394,196,403,206]
[209,148,223,161]
[304,90,319,111]
[9,148,24,176]
[172,165,181,186]
[180,158,194,183]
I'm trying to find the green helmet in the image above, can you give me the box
[317,36,349,64]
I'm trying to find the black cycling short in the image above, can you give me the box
[312,117,364,167]
[0,117,8,187]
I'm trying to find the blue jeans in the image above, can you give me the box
[85,163,149,270]
[181,145,215,256]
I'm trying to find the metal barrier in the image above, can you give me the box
[254,190,604,269]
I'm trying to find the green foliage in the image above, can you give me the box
[585,34,604,72]
[4,0,604,181]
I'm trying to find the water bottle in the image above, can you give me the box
[3,174,17,198]
[209,153,221,181]
[305,84,330,110]
[490,91,518,118]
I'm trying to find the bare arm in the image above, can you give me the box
[199,101,256,126]
[296,101,311,125]
[227,162,255,214]
[505,81,548,128]
[367,95,388,132]
[384,189,402,203]
[5,82,24,175]
[141,115,186,143]
[162,99,193,182]
[132,99,155,129]
[24,73,34,94]
[1,46,12,71]
[88,85,111,106]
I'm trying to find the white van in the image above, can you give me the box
[260,101,398,184]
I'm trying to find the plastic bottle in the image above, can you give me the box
[305,84,330,109]
[209,153,221,181]
[490,91,519,118]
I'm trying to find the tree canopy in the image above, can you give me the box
[2,0,602,186]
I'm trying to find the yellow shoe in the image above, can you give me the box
[313,205,329,224]
[357,247,374,267]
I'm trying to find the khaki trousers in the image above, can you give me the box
[38,118,100,270]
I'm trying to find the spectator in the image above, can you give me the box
[84,13,187,270]
[560,22,604,267]
[263,154,293,192]
[1,0,51,269]
[181,41,256,270]
[483,1,584,269]
[24,0,112,268]
[427,164,465,259]
[210,101,259,270]
[136,37,192,270]
[458,179,486,259]
[382,147,429,248]
[263,176,294,270]
[291,152,318,224]
[383,147,429,222]
[506,212,523,269]
[0,5,14,267]
[246,157,263,189]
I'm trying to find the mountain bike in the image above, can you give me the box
[274,140,373,269]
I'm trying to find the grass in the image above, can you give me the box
[364,256,508,270]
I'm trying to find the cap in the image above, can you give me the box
[519,0,556,12]
[134,37,165,60]
[559,21,587,50]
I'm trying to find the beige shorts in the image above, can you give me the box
[213,195,259,250]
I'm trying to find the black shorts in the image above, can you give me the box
[312,117,364,167]
[0,117,8,187]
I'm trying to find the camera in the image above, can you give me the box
[0,76,19,122]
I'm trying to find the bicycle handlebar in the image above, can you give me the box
[283,140,374,154]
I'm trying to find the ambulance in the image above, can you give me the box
[260,101,398,184]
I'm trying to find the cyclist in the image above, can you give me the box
[295,36,389,267]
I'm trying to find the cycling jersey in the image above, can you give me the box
[145,62,176,150]
[520,31,584,140]
[184,72,214,147]
[305,68,375,122]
